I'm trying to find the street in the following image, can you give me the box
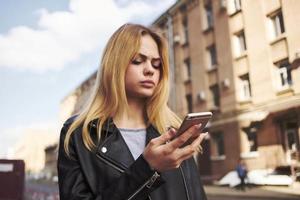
[204,184,300,200]
[25,181,59,200]
[208,196,278,200]
[23,180,300,200]
[207,195,300,200]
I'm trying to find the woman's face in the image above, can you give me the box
[125,34,161,100]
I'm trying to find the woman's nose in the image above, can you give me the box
[144,60,154,75]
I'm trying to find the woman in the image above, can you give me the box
[58,23,207,200]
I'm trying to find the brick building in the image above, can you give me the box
[152,0,300,180]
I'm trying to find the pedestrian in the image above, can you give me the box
[57,23,208,200]
[236,159,248,191]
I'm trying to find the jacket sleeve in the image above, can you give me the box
[57,122,163,200]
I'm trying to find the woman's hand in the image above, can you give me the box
[143,124,207,172]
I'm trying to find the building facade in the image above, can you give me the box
[44,144,58,179]
[59,72,97,124]
[10,130,57,174]
[153,0,300,180]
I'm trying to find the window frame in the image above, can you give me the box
[182,16,189,45]
[210,132,225,159]
[185,93,193,113]
[210,84,220,108]
[184,58,191,79]
[239,73,251,101]
[268,10,285,41]
[203,3,214,30]
[275,59,292,91]
[233,30,247,57]
[206,44,217,69]
[227,0,242,15]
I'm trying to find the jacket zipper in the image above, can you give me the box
[127,172,160,200]
[180,166,190,200]
[97,153,157,200]
[96,154,125,173]
[96,123,158,200]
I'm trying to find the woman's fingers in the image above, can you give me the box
[149,128,177,147]
[167,124,201,150]
[176,132,208,162]
[144,127,208,172]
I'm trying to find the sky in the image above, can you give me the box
[0,0,176,157]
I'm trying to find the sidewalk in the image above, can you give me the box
[204,182,300,200]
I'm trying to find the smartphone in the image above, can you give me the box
[176,112,212,145]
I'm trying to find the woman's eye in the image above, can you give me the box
[131,59,143,65]
[152,60,161,69]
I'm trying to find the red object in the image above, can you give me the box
[0,159,25,200]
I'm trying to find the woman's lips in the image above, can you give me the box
[140,80,155,88]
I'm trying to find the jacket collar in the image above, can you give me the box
[89,118,115,132]
[89,118,160,139]
[91,118,161,170]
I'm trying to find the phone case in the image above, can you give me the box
[177,112,212,136]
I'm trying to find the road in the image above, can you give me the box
[208,196,290,200]
[204,184,300,200]
[25,181,59,200]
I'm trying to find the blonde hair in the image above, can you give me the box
[64,23,181,155]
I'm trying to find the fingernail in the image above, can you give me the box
[168,128,177,136]
[202,132,209,139]
[196,123,202,129]
[169,127,176,132]
[168,126,177,132]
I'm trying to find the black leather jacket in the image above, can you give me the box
[57,116,207,200]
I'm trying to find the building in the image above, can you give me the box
[49,71,96,178]
[152,0,300,180]
[44,144,58,179]
[10,129,57,174]
[59,72,97,124]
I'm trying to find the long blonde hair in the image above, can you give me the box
[64,23,181,155]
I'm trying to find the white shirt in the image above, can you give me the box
[119,128,146,160]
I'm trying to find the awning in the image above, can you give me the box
[237,111,269,122]
[210,96,300,127]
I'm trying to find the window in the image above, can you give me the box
[233,0,241,11]
[227,0,241,15]
[246,128,258,152]
[184,58,191,79]
[233,30,247,57]
[248,132,258,152]
[286,129,298,152]
[182,17,189,44]
[282,121,299,152]
[203,4,214,30]
[275,59,292,90]
[207,45,217,69]
[210,84,220,108]
[186,94,193,113]
[268,10,285,40]
[211,132,225,157]
[239,74,251,101]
